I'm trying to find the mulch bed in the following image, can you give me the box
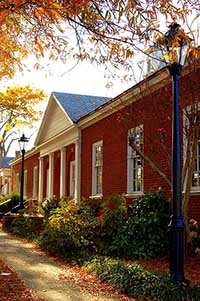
[135,255,200,284]
[1,218,200,301]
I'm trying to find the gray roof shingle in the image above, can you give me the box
[0,157,14,168]
[53,92,110,122]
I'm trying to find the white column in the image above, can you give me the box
[48,152,54,198]
[60,147,66,198]
[74,131,81,203]
[38,157,44,203]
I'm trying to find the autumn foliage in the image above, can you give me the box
[0,86,45,156]
[0,0,199,78]
[0,257,43,301]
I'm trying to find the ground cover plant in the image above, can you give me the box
[6,191,200,300]
[83,257,200,301]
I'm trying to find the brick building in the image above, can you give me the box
[10,63,200,219]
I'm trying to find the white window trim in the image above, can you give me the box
[91,140,103,197]
[70,160,75,197]
[16,172,20,193]
[183,105,200,193]
[24,170,28,199]
[127,125,144,195]
[32,166,38,199]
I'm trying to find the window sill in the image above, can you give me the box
[186,190,200,195]
[89,194,103,199]
[124,192,144,198]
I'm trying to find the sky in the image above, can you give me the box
[3,57,134,157]
[4,14,199,157]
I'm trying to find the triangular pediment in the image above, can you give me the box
[35,94,73,146]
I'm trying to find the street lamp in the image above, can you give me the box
[154,22,189,282]
[18,133,29,209]
[161,23,189,282]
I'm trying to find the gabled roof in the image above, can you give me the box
[53,92,110,123]
[0,157,14,168]
[34,92,111,146]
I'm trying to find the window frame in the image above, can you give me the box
[92,140,103,197]
[16,172,20,193]
[24,170,28,199]
[127,125,144,195]
[70,160,76,197]
[183,106,200,193]
[32,165,38,199]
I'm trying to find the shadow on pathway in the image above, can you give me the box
[0,228,123,301]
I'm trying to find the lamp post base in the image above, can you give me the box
[169,215,185,282]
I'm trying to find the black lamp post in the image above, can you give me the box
[161,23,188,282]
[18,133,29,209]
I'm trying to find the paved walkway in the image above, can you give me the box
[0,228,123,301]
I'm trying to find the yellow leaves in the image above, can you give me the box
[0,85,46,147]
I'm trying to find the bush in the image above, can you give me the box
[99,191,171,259]
[10,213,45,238]
[126,191,171,258]
[39,203,101,256]
[0,192,20,213]
[40,196,61,218]
[189,219,200,256]
[84,257,200,301]
[98,194,128,255]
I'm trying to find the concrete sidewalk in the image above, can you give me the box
[0,229,123,301]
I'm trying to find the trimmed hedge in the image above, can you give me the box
[0,193,20,214]
[84,257,200,301]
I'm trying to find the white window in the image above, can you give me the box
[127,125,143,194]
[70,161,75,197]
[16,173,20,193]
[32,166,38,199]
[192,140,200,189]
[183,106,200,192]
[92,141,103,196]
[24,170,28,199]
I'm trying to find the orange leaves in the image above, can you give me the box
[34,37,44,57]
[0,11,7,26]
[0,257,43,300]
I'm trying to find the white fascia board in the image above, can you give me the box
[35,93,74,146]
[34,93,55,146]
[9,147,39,167]
[53,94,74,125]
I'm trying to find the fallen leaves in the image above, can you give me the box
[0,257,44,301]
[58,263,137,301]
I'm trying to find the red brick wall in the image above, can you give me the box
[12,153,39,200]
[81,69,200,219]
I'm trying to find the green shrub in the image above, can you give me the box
[0,192,20,213]
[10,213,45,238]
[124,191,171,258]
[99,191,170,259]
[84,257,200,301]
[39,203,101,256]
[99,194,128,255]
[40,196,61,218]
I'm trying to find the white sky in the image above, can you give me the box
[4,57,134,156]
[4,13,199,157]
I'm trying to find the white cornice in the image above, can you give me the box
[9,147,39,166]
